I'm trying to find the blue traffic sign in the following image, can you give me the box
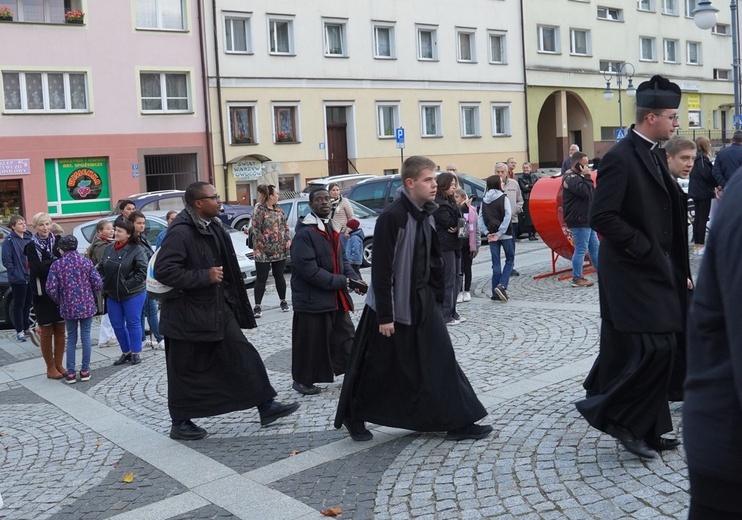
[395,127,405,143]
[615,128,626,140]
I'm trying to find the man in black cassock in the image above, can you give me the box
[289,187,362,396]
[334,156,492,442]
[155,182,299,440]
[576,76,688,459]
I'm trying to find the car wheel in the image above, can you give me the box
[233,218,251,232]
[362,238,373,267]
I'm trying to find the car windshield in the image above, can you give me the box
[349,200,376,217]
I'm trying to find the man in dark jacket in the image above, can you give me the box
[712,129,742,189]
[562,151,598,288]
[289,187,362,396]
[576,75,687,460]
[335,156,491,443]
[154,182,298,440]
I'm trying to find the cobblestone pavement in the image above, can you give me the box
[0,242,700,519]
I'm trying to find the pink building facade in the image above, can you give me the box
[0,0,210,228]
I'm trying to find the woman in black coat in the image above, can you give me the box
[98,219,148,366]
[433,172,465,325]
[688,136,717,253]
[24,213,65,379]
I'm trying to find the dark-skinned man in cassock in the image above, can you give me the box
[335,155,492,442]
[155,182,299,440]
[576,76,688,460]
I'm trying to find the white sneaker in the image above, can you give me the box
[456,292,464,303]
[462,291,472,302]
[696,247,705,255]
[142,339,153,349]
[156,339,165,349]
[446,318,461,326]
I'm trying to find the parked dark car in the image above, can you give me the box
[111,190,254,231]
[347,172,487,212]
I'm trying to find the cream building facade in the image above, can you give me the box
[204,0,527,203]
[523,0,735,166]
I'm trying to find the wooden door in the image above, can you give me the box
[327,123,348,175]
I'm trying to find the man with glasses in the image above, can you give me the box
[155,182,299,440]
[576,76,687,460]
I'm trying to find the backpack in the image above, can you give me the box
[146,248,179,300]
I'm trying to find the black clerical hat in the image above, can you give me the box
[636,75,681,109]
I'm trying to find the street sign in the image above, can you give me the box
[615,128,626,140]
[734,114,742,126]
[396,127,405,149]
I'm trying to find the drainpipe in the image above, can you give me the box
[519,0,531,162]
[211,0,230,198]
[197,0,214,184]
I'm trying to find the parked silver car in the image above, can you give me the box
[72,214,257,284]
[277,197,377,267]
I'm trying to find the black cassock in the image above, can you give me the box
[335,220,486,432]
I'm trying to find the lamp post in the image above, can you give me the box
[603,62,637,136]
[693,0,740,130]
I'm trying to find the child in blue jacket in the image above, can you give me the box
[345,219,364,278]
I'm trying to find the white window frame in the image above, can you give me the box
[537,25,560,54]
[714,68,731,80]
[416,25,439,61]
[663,38,679,63]
[491,103,511,137]
[600,60,625,73]
[224,13,252,54]
[460,103,481,138]
[488,31,507,64]
[684,0,698,17]
[687,41,702,64]
[139,71,191,114]
[135,0,186,31]
[456,27,477,63]
[2,71,89,113]
[640,36,657,61]
[13,0,80,23]
[570,28,591,56]
[688,109,702,128]
[376,102,400,138]
[662,0,679,15]
[268,16,295,55]
[228,103,258,145]
[597,7,624,21]
[323,18,348,57]
[420,103,442,137]
[271,102,301,143]
[637,0,655,12]
[713,23,730,35]
[372,22,396,59]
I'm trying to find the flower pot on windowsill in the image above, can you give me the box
[234,137,253,144]
[66,18,83,24]
[0,16,13,22]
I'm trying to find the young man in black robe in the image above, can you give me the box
[335,156,492,442]
[290,188,363,395]
[155,182,299,440]
[576,76,688,459]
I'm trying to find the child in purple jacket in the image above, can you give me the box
[46,235,103,384]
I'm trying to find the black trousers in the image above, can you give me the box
[692,198,712,245]
[688,469,742,519]
[461,243,473,292]
[292,310,354,385]
[253,259,287,304]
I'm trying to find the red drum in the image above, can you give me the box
[529,176,575,260]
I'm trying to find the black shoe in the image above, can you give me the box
[170,419,208,440]
[292,381,321,395]
[344,418,373,441]
[131,353,141,365]
[280,300,290,312]
[113,353,132,366]
[494,285,509,303]
[490,294,500,301]
[259,401,300,426]
[645,436,681,452]
[445,423,494,441]
[511,269,520,277]
[253,305,262,318]
[605,424,658,459]
[529,235,538,241]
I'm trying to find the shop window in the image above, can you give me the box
[0,180,24,225]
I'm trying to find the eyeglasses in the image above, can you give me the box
[198,194,221,201]
[652,113,679,123]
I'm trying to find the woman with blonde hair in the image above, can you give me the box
[247,184,291,317]
[328,182,354,233]
[689,136,716,254]
[23,212,65,378]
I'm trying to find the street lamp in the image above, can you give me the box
[603,62,637,134]
[693,0,740,130]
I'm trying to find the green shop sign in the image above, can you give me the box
[45,157,111,216]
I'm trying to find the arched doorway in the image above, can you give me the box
[536,91,594,168]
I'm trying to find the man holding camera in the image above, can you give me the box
[290,187,364,396]
[562,152,599,287]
